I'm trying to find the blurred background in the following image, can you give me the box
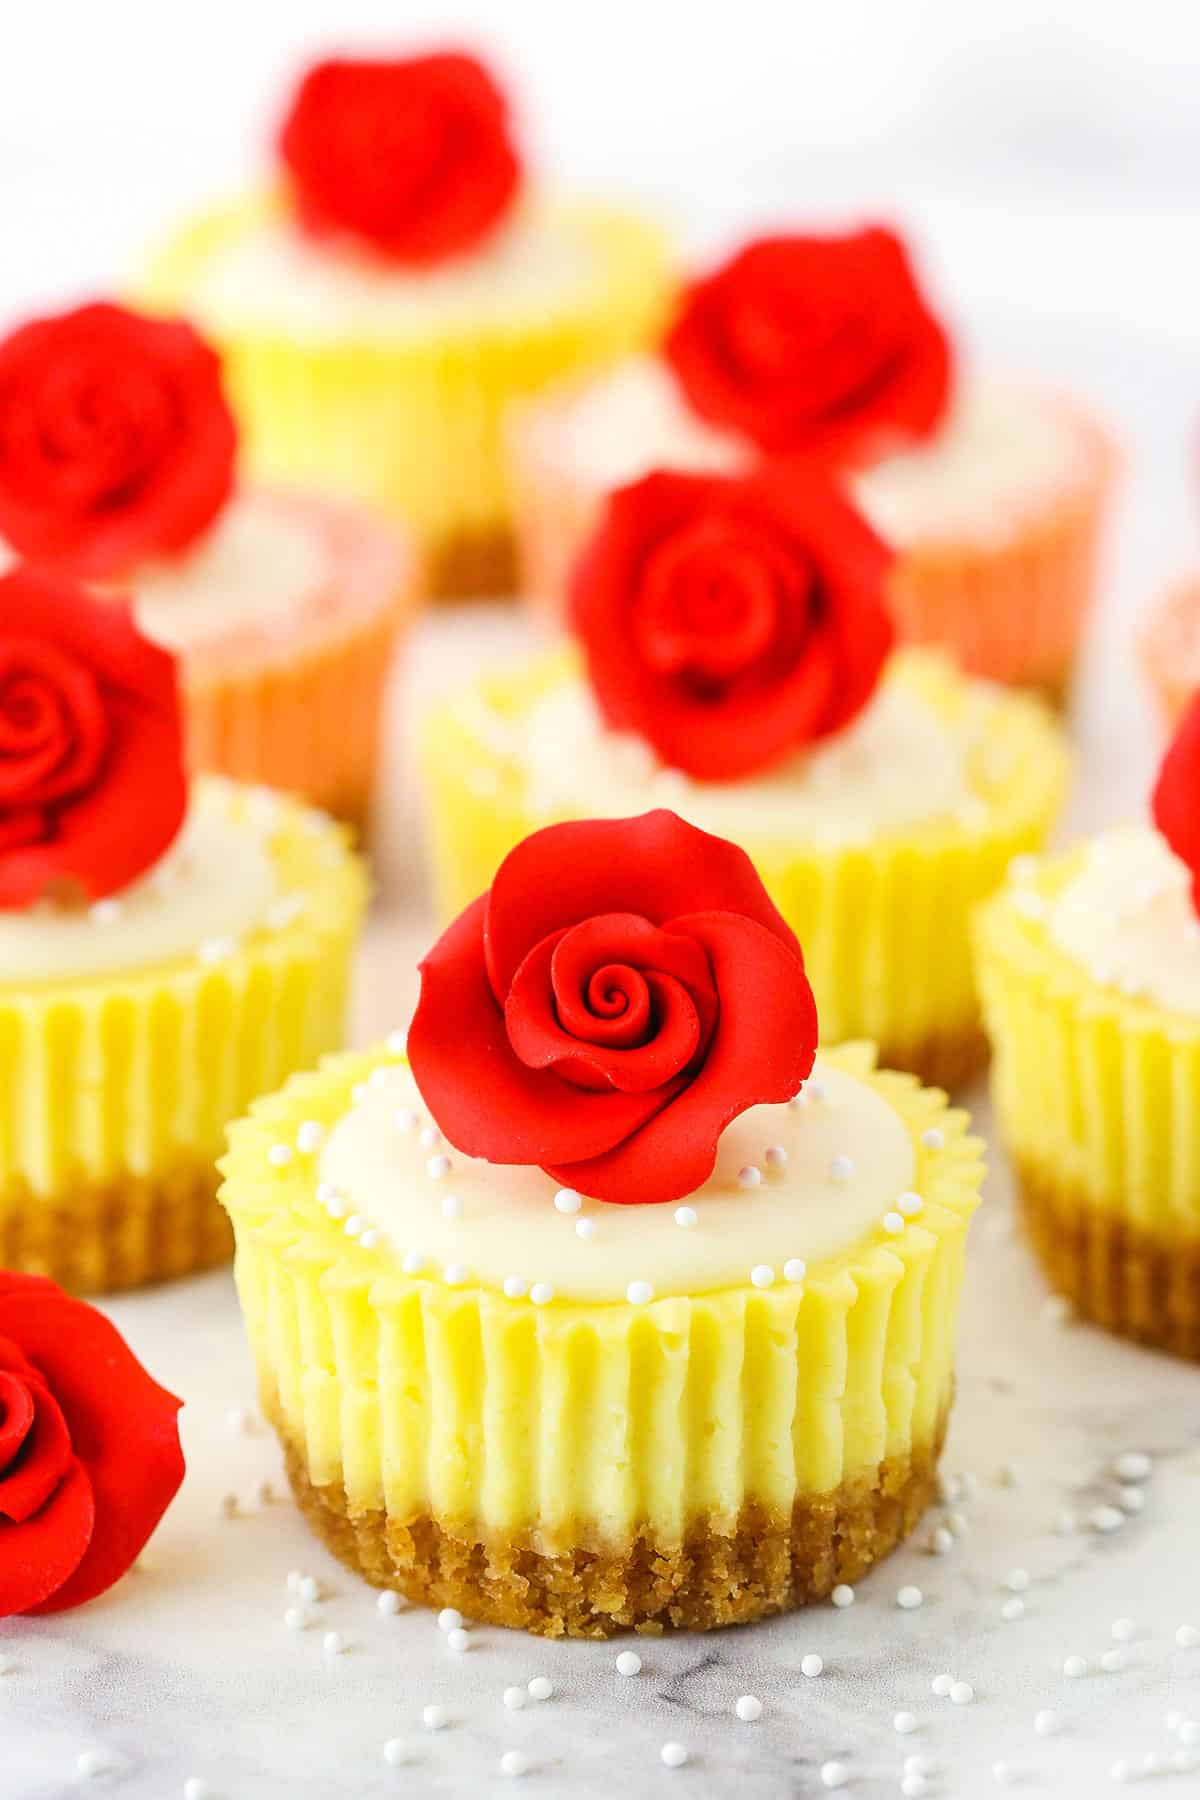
[4,0,1198,856]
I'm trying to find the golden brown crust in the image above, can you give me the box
[0,1164,233,1295]
[278,1425,945,1639]
[428,526,518,600]
[876,1021,989,1094]
[1017,1161,1200,1361]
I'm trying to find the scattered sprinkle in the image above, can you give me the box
[1118,1487,1145,1515]
[674,1207,698,1229]
[503,1686,527,1711]
[359,1229,379,1250]
[377,1591,401,1616]
[1034,1709,1060,1736]
[921,1129,945,1150]
[1063,1655,1087,1678]
[284,1603,307,1634]
[1000,1598,1025,1622]
[441,1193,464,1220]
[530,1282,555,1306]
[402,1250,426,1275]
[894,1711,918,1734]
[422,1704,447,1731]
[500,1750,529,1778]
[198,935,236,966]
[394,1109,418,1132]
[750,1264,775,1289]
[735,1695,762,1722]
[382,1738,407,1767]
[931,1674,954,1697]
[503,1276,528,1299]
[1110,1759,1132,1784]
[343,1215,363,1238]
[1114,1451,1151,1483]
[443,1263,471,1287]
[897,1191,925,1218]
[1176,1624,1199,1648]
[991,1762,1015,1786]
[527,1676,553,1702]
[897,1585,924,1611]
[616,1650,642,1676]
[89,899,123,925]
[901,1778,928,1799]
[626,1280,654,1306]
[1091,1505,1124,1534]
[949,1682,975,1706]
[882,1211,905,1235]
[831,1584,855,1608]
[427,1154,452,1181]
[820,1762,848,1790]
[1111,1618,1136,1642]
[931,1527,955,1557]
[764,1145,788,1173]
[267,1143,293,1169]
[575,1217,597,1240]
[738,1165,762,1189]
[297,1576,320,1605]
[784,1258,807,1283]
[829,1154,855,1183]
[438,1608,463,1632]
[1100,1649,1125,1673]
[296,1120,325,1154]
[660,1742,689,1769]
[322,1631,345,1657]
[183,1781,210,1800]
[418,1125,440,1150]
[800,1653,824,1679]
[77,1751,115,1780]
[554,1188,582,1215]
[447,1628,470,1653]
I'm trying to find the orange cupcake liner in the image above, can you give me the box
[1141,571,1200,727]
[182,493,421,828]
[511,398,1118,695]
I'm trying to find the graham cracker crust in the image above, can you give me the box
[428,525,517,600]
[878,1021,989,1095]
[0,1163,233,1296]
[279,1426,944,1638]
[1018,1162,1200,1361]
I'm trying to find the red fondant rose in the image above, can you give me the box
[408,811,818,1205]
[0,1271,183,1617]
[664,228,952,460]
[0,302,236,579]
[569,467,894,781]
[0,566,187,908]
[279,52,521,265]
[1153,692,1200,911]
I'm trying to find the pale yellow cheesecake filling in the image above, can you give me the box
[0,780,294,983]
[457,654,999,846]
[1041,825,1200,1014]
[184,199,604,342]
[552,357,1094,545]
[318,1057,916,1302]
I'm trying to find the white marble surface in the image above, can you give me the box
[5,182,1200,1800]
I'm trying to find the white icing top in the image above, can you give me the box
[0,782,282,984]
[133,492,330,652]
[473,663,982,845]
[1044,825,1200,1015]
[319,1057,916,1301]
[550,357,1093,545]
[185,202,602,342]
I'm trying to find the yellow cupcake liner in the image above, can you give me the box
[419,650,1069,1085]
[0,781,367,1293]
[977,853,1200,1242]
[136,196,673,595]
[221,1042,982,1560]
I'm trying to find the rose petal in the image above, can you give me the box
[0,1287,183,1614]
[505,914,718,1093]
[1153,692,1200,914]
[410,896,684,1167]
[0,1375,73,1523]
[0,1369,34,1474]
[0,1458,94,1618]
[483,810,801,997]
[543,910,817,1203]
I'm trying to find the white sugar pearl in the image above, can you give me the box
[800,1653,824,1678]
[921,1129,944,1150]
[764,1146,788,1173]
[806,1079,827,1103]
[1034,1710,1060,1737]
[90,899,123,925]
[1000,1598,1025,1622]
[427,1154,452,1181]
[903,1756,934,1780]
[381,1737,407,1766]
[437,1610,463,1633]
[503,1275,528,1298]
[377,1591,401,1615]
[394,1109,418,1132]
[1111,1618,1136,1642]
[297,1576,320,1604]
[831,1585,855,1608]
[359,1229,379,1250]
[897,1585,923,1610]
[820,1762,848,1789]
[283,1607,308,1631]
[183,1781,211,1800]
[901,1778,928,1799]
[1118,1486,1145,1514]
[735,1695,763,1722]
[991,1762,1015,1786]
[198,936,236,965]
[530,1282,555,1306]
[627,1280,654,1305]
[441,1194,464,1220]
[931,1527,955,1556]
[1176,1624,1200,1648]
[418,1125,440,1149]
[553,1188,582,1214]
[503,1686,527,1711]
[1091,1505,1124,1533]
[784,1258,807,1283]
[894,1711,918,1734]
[616,1650,642,1676]
[443,1263,470,1287]
[1114,1451,1151,1482]
[527,1677,553,1701]
[500,1751,530,1778]
[267,1144,293,1169]
[932,1674,954,1696]
[402,1250,426,1275]
[1005,1569,1030,1592]
[575,1217,597,1240]
[898,1192,924,1218]
[1110,1760,1133,1784]
[750,1264,775,1288]
[674,1206,697,1228]
[661,1742,689,1768]
[322,1631,345,1656]
[296,1121,324,1154]
[829,1155,855,1183]
[950,1682,975,1706]
[343,1215,363,1238]
[883,1212,905,1235]
[447,1628,470,1653]
[1100,1649,1125,1673]
[738,1165,762,1189]
[77,1751,114,1779]
[1063,1655,1087,1677]
[422,1704,447,1730]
